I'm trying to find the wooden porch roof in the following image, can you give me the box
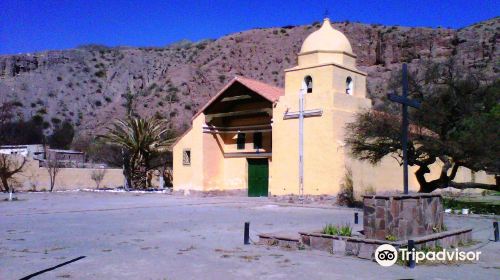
[191,76,284,121]
[173,76,283,147]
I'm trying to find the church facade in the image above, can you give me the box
[172,19,491,196]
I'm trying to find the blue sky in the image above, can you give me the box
[0,0,498,55]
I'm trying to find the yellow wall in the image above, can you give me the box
[298,51,357,69]
[173,114,205,191]
[203,132,225,189]
[221,157,248,191]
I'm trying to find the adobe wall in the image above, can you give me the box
[6,156,126,191]
[0,155,168,191]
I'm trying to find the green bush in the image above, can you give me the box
[443,198,499,215]
[95,70,106,78]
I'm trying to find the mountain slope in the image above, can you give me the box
[0,17,498,137]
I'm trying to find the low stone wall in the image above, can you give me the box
[300,232,397,259]
[258,233,301,249]
[298,228,472,260]
[363,194,443,240]
[257,228,473,260]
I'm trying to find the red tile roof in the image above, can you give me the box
[191,76,284,121]
[233,76,284,102]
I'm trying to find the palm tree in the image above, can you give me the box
[99,117,175,189]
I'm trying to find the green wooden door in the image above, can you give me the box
[248,159,269,197]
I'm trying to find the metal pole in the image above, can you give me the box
[401,63,409,195]
[494,221,499,242]
[299,87,305,203]
[244,222,250,245]
[408,239,415,268]
[121,148,128,191]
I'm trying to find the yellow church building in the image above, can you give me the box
[172,19,491,197]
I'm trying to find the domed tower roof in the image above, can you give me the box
[300,18,353,54]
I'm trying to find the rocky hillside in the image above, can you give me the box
[0,18,498,137]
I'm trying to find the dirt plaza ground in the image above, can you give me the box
[1,192,499,279]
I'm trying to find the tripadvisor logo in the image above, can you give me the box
[375,244,482,267]
[375,244,398,267]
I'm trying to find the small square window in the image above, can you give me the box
[253,132,262,149]
[183,149,191,166]
[237,133,246,150]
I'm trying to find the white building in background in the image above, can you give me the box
[0,144,44,159]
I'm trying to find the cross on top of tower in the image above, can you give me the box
[323,8,330,20]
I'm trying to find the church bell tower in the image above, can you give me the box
[270,18,372,196]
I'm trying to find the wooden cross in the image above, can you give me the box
[387,63,421,194]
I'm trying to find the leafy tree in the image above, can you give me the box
[99,116,175,189]
[346,60,499,193]
[0,102,16,128]
[72,135,123,167]
[0,102,44,145]
[0,120,45,145]
[48,121,74,149]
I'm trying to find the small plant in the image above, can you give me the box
[432,224,448,233]
[323,224,339,235]
[338,224,352,236]
[337,167,355,207]
[91,169,107,189]
[322,223,352,237]
[385,234,397,241]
